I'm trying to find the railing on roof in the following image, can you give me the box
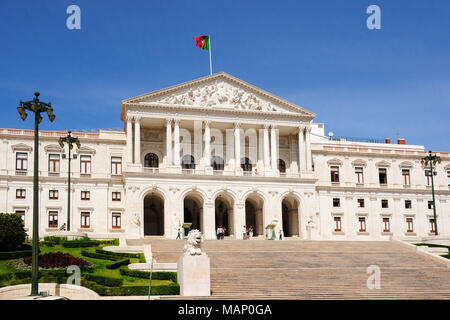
[329,136,385,144]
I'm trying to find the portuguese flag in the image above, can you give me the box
[193,35,210,50]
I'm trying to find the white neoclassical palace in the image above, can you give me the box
[1,72,449,241]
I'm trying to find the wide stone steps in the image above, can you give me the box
[135,239,449,300]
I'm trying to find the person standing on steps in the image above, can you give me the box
[279,229,283,240]
[242,225,247,240]
[176,227,182,240]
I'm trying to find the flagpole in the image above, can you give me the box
[209,35,212,75]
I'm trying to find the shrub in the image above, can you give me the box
[40,241,56,247]
[84,274,123,287]
[82,280,179,296]
[0,249,32,260]
[106,259,130,269]
[95,248,140,259]
[62,240,99,248]
[0,213,27,251]
[43,236,67,244]
[81,250,121,261]
[23,252,88,269]
[120,266,177,282]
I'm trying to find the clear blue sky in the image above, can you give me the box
[0,0,449,151]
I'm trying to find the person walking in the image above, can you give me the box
[249,226,254,239]
[242,226,247,240]
[60,223,66,231]
[176,227,181,240]
[279,229,283,240]
[222,227,226,240]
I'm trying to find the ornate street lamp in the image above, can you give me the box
[17,92,55,296]
[58,131,81,231]
[421,151,441,236]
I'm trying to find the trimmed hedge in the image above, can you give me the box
[62,240,100,248]
[81,250,121,261]
[0,249,32,260]
[120,267,177,282]
[40,241,56,247]
[0,273,13,282]
[95,248,140,259]
[106,259,130,269]
[14,269,68,279]
[84,274,123,287]
[82,280,179,296]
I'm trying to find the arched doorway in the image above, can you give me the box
[183,193,203,232]
[245,193,264,236]
[214,192,234,237]
[281,196,300,237]
[144,192,164,236]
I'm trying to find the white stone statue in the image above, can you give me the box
[183,229,203,255]
[131,213,140,227]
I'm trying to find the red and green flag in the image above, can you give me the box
[193,35,210,50]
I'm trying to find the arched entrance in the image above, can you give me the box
[144,192,164,236]
[183,193,203,232]
[281,196,300,237]
[214,192,234,237]
[245,193,264,236]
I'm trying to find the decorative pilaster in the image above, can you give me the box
[263,124,270,170]
[204,121,211,167]
[234,123,241,172]
[305,126,312,171]
[173,119,180,166]
[134,116,141,164]
[298,126,306,171]
[166,118,173,166]
[126,116,133,164]
[270,125,278,170]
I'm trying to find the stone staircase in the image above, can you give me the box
[134,239,450,300]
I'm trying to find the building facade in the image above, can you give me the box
[1,72,449,241]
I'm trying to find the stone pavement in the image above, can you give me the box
[128,238,450,300]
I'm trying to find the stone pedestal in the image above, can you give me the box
[177,253,210,296]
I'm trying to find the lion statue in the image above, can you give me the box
[184,229,203,256]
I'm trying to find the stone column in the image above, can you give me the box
[126,116,133,164]
[166,118,173,166]
[228,209,234,236]
[234,123,241,172]
[263,124,270,170]
[204,121,211,167]
[270,125,278,170]
[173,119,180,166]
[298,126,306,171]
[134,116,141,164]
[305,126,312,171]
[234,203,246,240]
[255,208,263,236]
[202,203,215,240]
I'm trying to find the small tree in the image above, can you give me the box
[0,213,26,251]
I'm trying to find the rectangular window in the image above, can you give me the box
[81,212,90,228]
[333,198,340,207]
[357,199,365,208]
[379,168,387,185]
[425,170,432,186]
[381,199,389,208]
[429,218,435,234]
[112,212,121,229]
[427,201,433,209]
[48,211,58,228]
[330,166,339,183]
[16,189,26,199]
[112,192,121,201]
[358,217,366,232]
[383,218,390,232]
[405,200,412,209]
[15,210,25,222]
[49,190,59,200]
[111,157,122,176]
[334,217,342,232]
[80,155,91,175]
[355,167,364,184]
[447,171,450,187]
[81,191,90,201]
[48,154,60,173]
[406,218,414,233]
[402,169,411,185]
[16,153,28,171]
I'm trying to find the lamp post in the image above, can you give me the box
[421,151,441,236]
[17,92,55,296]
[58,131,81,232]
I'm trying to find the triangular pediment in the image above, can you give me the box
[122,72,315,119]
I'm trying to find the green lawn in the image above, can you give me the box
[0,242,177,294]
